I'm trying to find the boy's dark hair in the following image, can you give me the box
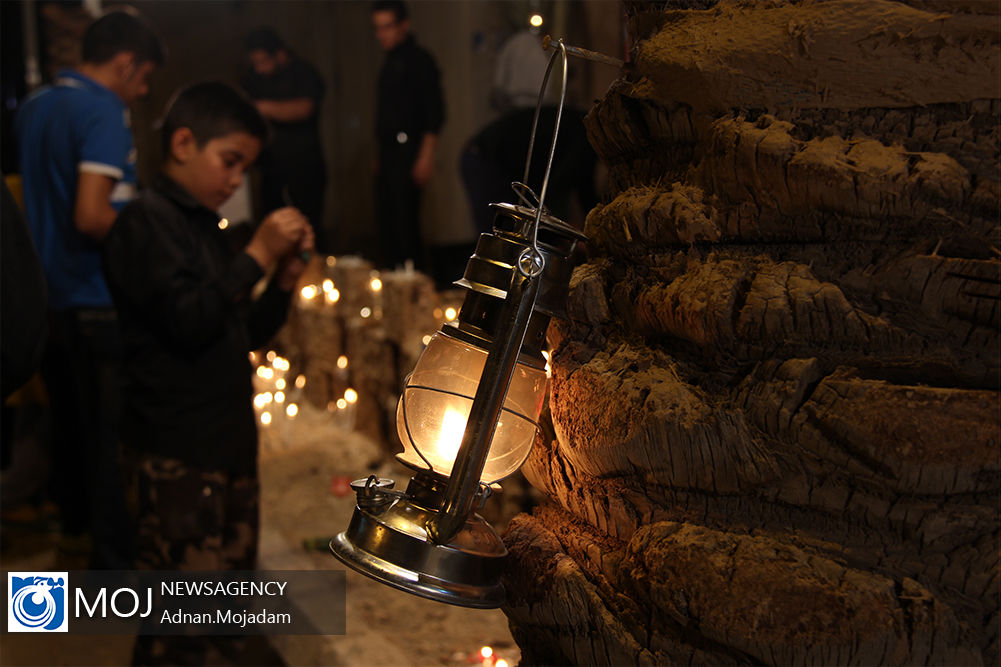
[160,82,269,158]
[371,1,409,22]
[82,10,165,66]
[244,27,286,55]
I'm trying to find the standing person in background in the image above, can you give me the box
[15,9,164,569]
[371,0,444,271]
[242,27,327,252]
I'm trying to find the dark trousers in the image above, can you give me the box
[42,308,132,569]
[259,160,327,253]
[375,144,424,271]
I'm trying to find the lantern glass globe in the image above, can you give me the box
[396,331,547,482]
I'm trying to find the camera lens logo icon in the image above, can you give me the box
[8,572,68,632]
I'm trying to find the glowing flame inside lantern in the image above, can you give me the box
[435,407,468,464]
[396,332,546,482]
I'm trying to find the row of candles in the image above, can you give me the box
[296,258,461,325]
[298,256,384,320]
[250,349,359,431]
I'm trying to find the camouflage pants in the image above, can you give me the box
[126,455,266,666]
[127,455,258,571]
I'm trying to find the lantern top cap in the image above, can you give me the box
[489,202,587,245]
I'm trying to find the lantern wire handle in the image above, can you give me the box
[515,38,568,260]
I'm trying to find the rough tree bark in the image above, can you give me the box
[501,1,1000,665]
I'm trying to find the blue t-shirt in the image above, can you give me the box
[15,70,137,309]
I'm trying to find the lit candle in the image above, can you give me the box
[300,284,318,307]
[336,355,349,384]
[369,271,383,319]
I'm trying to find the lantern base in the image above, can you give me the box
[330,473,507,609]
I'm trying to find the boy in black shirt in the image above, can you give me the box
[104,80,310,663]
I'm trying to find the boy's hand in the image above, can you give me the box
[245,207,308,272]
[276,224,315,291]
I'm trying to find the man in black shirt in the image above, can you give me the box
[242,28,327,251]
[372,0,444,270]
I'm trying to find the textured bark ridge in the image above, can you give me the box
[501,1,1000,664]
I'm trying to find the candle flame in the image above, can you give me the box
[360,307,372,318]
[444,307,457,321]
[256,366,274,380]
[217,217,229,230]
[295,374,306,389]
[274,391,285,404]
[336,398,347,410]
[273,356,290,372]
[260,411,272,426]
[322,279,334,292]
[344,388,358,404]
[275,378,286,390]
[369,277,383,292]
[480,647,493,659]
[266,350,277,362]
[300,285,317,300]
[336,355,349,370]
[285,403,298,418]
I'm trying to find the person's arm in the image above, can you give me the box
[254,61,324,124]
[255,98,315,123]
[2,179,47,400]
[411,133,438,187]
[74,171,119,240]
[103,202,267,353]
[412,51,445,187]
[246,221,313,348]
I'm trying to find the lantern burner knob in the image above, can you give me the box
[351,476,396,511]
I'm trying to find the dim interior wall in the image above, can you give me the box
[125,1,621,258]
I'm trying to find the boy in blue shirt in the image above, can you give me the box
[15,9,164,568]
[103,81,311,664]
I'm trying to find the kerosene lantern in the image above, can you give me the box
[330,39,604,608]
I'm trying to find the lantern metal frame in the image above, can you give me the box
[331,38,597,608]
